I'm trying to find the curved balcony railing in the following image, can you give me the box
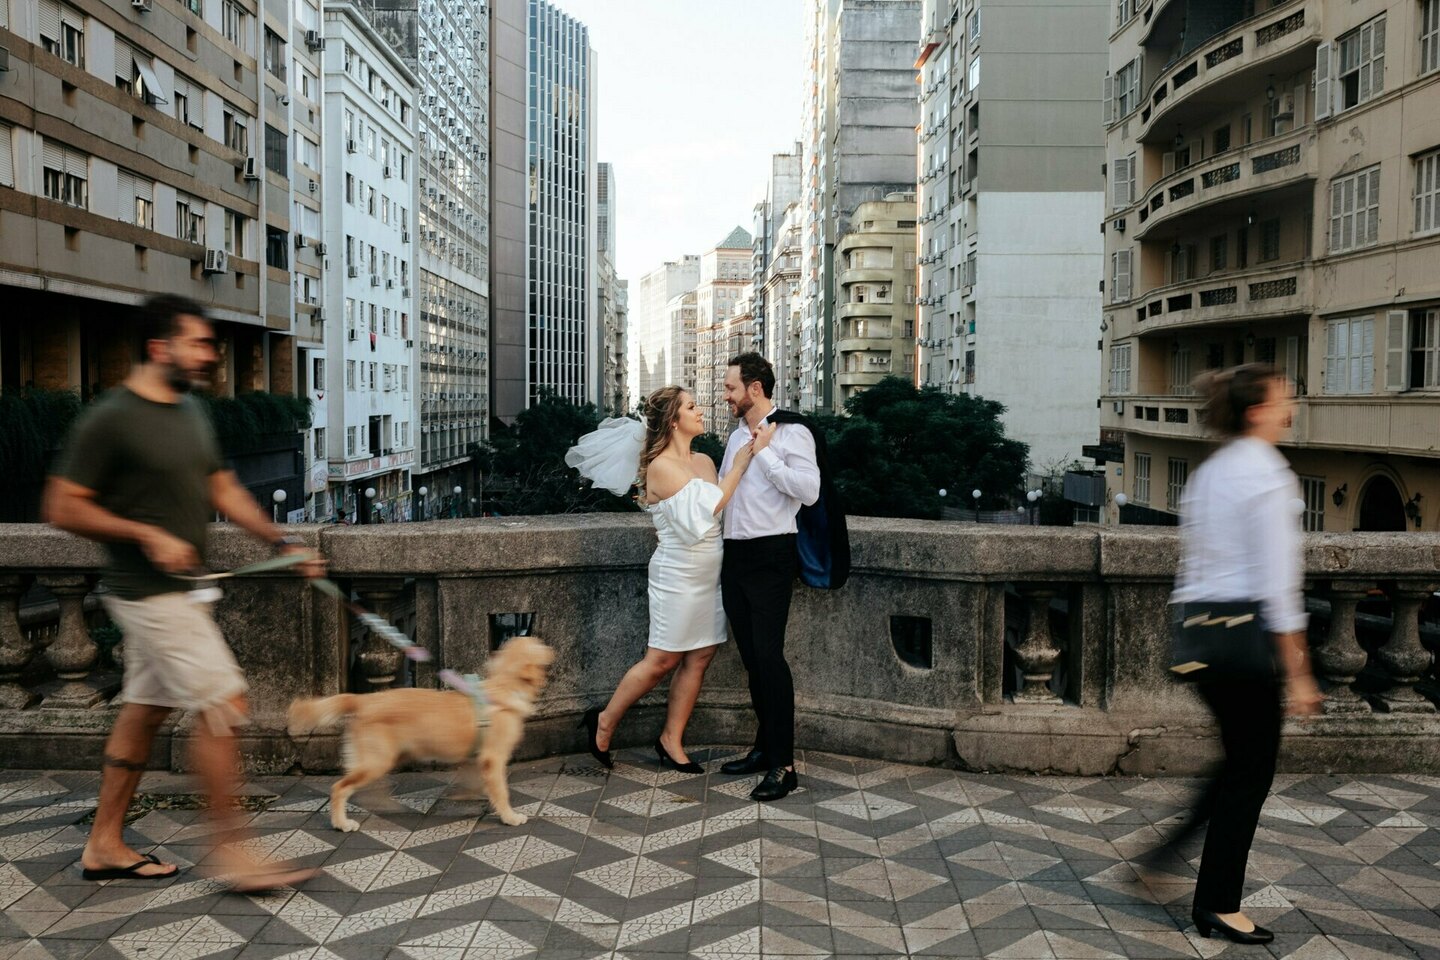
[1136,0,1319,145]
[1131,264,1313,334]
[1134,128,1316,238]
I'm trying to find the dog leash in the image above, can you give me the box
[181,554,487,710]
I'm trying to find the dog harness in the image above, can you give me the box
[439,669,491,729]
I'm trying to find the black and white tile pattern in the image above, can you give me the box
[1,750,1439,959]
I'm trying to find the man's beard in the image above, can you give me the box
[730,395,752,419]
[166,365,210,393]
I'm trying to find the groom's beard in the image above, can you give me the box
[730,396,752,420]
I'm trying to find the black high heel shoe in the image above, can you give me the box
[579,708,612,769]
[654,739,704,774]
[1192,908,1273,945]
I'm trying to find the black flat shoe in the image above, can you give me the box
[579,708,612,770]
[654,739,704,774]
[750,767,798,802]
[721,749,769,776]
[1192,908,1273,945]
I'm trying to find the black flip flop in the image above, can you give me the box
[81,853,180,881]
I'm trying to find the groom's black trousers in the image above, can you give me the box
[721,534,798,769]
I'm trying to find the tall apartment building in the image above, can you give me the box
[761,203,805,407]
[319,2,418,523]
[527,0,596,406]
[0,0,314,505]
[799,0,921,413]
[666,288,698,394]
[915,0,1107,472]
[1099,0,1440,532]
[836,193,917,403]
[694,226,752,427]
[632,255,699,400]
[490,0,526,424]
[751,145,802,364]
[349,0,491,519]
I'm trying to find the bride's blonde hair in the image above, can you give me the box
[637,386,687,499]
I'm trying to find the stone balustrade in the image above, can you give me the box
[0,520,1436,776]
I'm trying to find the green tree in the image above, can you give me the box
[0,387,84,522]
[692,432,725,469]
[474,392,639,515]
[821,377,1029,520]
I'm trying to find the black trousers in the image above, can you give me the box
[1193,679,1283,913]
[721,534,798,769]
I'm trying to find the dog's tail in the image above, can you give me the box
[287,694,361,738]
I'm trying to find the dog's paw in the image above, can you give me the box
[498,810,529,826]
[333,818,361,833]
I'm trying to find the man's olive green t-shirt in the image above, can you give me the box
[52,387,224,599]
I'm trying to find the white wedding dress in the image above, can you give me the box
[643,478,727,652]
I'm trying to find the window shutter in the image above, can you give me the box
[1102,74,1114,125]
[0,126,12,188]
[1365,167,1380,245]
[1111,157,1127,209]
[1162,152,1175,177]
[1314,43,1333,121]
[1292,84,1307,125]
[42,140,63,172]
[1372,16,1386,94]
[1116,248,1132,301]
[63,147,86,179]
[59,3,82,30]
[1358,24,1374,103]
[1127,154,1137,205]
[117,170,136,223]
[115,37,134,80]
[1359,318,1375,393]
[39,0,61,41]
[1284,335,1301,384]
[1325,320,1342,392]
[1385,310,1408,391]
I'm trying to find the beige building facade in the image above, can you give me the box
[694,226,751,429]
[835,194,917,404]
[1100,0,1440,532]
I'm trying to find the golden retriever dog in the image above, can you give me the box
[287,635,554,831]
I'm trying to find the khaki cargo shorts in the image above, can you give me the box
[102,591,249,735]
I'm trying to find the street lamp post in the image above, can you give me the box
[453,485,463,518]
[1026,488,1042,526]
[416,486,428,522]
[972,488,982,524]
[364,486,377,524]
[271,489,286,523]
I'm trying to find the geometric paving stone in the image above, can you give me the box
[3,751,1439,959]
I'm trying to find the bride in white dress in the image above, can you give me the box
[565,386,754,772]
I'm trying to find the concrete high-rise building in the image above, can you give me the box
[695,226,753,426]
[751,145,803,363]
[762,203,806,407]
[1098,0,1440,533]
[915,0,1106,473]
[799,0,921,413]
[490,0,527,426]
[320,3,419,523]
[633,256,700,399]
[527,0,597,406]
[349,0,492,519]
[835,194,917,404]
[596,164,626,413]
[666,289,699,394]
[0,0,321,510]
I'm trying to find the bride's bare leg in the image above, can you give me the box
[597,648,682,751]
[659,646,718,765]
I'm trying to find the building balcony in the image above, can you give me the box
[837,267,896,285]
[1137,0,1319,145]
[836,370,890,388]
[1291,395,1440,457]
[837,300,900,321]
[836,336,894,354]
[1108,395,1207,441]
[1130,264,1313,335]
[1132,129,1315,240]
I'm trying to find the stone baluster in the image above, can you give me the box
[354,579,406,691]
[0,576,38,710]
[1013,584,1062,704]
[39,575,103,709]
[1314,580,1373,715]
[1375,581,1438,714]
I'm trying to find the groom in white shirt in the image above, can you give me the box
[717,353,821,802]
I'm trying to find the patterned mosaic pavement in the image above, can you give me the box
[1,748,1439,960]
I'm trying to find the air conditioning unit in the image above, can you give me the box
[346,138,357,154]
[294,234,308,249]
[315,242,327,256]
[313,309,324,323]
[370,274,380,287]
[1112,400,1125,414]
[401,231,410,244]
[383,165,392,178]
[203,249,228,274]
[348,329,357,341]
[405,339,414,348]
[1112,217,1127,233]
[305,29,324,50]
[385,278,395,289]
[131,0,151,10]
[1274,92,1295,118]
[308,179,317,192]
[347,264,359,278]
[243,157,260,180]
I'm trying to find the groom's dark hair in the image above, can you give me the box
[728,352,775,399]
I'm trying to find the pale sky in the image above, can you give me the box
[552,0,806,286]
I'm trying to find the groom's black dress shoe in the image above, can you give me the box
[750,767,797,802]
[721,749,769,776]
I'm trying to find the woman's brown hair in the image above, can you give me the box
[1196,363,1286,438]
[636,386,688,499]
